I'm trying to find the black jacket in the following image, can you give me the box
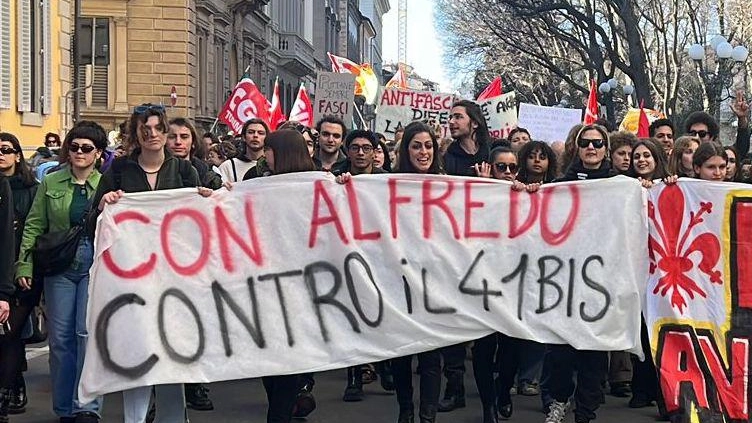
[330,160,388,176]
[0,176,15,302]
[191,157,223,190]
[90,149,199,236]
[557,159,615,182]
[8,175,38,260]
[443,140,489,177]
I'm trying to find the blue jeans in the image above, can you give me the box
[44,238,102,417]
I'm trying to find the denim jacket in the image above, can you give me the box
[15,166,101,279]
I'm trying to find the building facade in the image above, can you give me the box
[1,0,72,148]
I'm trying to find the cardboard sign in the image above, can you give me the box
[480,92,518,139]
[80,174,648,401]
[314,72,356,126]
[374,88,457,140]
[517,103,583,143]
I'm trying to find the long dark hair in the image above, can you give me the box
[452,100,491,148]
[724,145,740,181]
[516,140,557,183]
[265,130,315,174]
[377,140,392,172]
[397,121,442,174]
[626,139,670,180]
[0,132,35,186]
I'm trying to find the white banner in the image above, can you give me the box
[480,92,517,139]
[374,88,456,140]
[81,174,648,402]
[517,103,583,143]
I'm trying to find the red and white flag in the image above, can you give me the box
[637,99,650,138]
[476,76,503,101]
[327,52,379,104]
[583,79,600,125]
[218,74,270,134]
[289,84,313,128]
[268,77,286,130]
[385,64,408,89]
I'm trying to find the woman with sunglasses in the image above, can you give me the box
[0,133,39,416]
[16,122,108,423]
[389,121,443,423]
[91,105,211,423]
[541,124,613,423]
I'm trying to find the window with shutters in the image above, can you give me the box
[16,0,51,115]
[197,33,207,114]
[76,17,110,109]
[0,0,11,109]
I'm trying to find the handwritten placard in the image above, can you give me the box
[314,72,356,125]
[374,88,457,140]
[480,92,518,139]
[517,103,583,143]
[80,174,647,401]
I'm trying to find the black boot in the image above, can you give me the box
[418,404,437,423]
[378,360,395,391]
[437,377,465,412]
[397,409,414,423]
[8,373,26,414]
[292,382,316,418]
[343,366,364,402]
[0,388,10,423]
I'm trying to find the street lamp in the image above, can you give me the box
[688,36,748,122]
[597,79,633,125]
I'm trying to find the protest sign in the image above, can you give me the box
[374,88,456,139]
[517,103,583,143]
[80,174,648,401]
[480,92,517,139]
[646,180,752,423]
[314,72,356,126]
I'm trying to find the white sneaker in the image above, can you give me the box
[544,401,569,423]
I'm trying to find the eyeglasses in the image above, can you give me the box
[68,143,97,154]
[134,104,165,115]
[0,146,17,155]
[688,130,709,139]
[494,162,518,173]
[348,144,374,154]
[577,138,606,149]
[294,123,319,140]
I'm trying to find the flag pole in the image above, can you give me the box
[353,101,369,130]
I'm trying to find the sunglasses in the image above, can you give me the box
[134,104,166,115]
[688,130,709,139]
[577,138,606,149]
[0,146,17,155]
[69,143,97,154]
[494,162,518,173]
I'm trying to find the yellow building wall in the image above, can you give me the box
[1,0,67,150]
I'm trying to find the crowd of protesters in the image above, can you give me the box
[0,94,749,423]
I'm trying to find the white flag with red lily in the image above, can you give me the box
[645,179,752,422]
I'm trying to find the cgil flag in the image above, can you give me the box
[385,64,408,89]
[288,83,313,128]
[218,74,270,134]
[476,76,503,101]
[327,52,379,104]
[268,76,287,130]
[583,79,600,125]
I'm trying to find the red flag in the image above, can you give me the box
[584,79,600,124]
[218,74,270,134]
[268,77,286,130]
[385,64,408,89]
[476,76,503,101]
[289,84,313,128]
[637,99,650,138]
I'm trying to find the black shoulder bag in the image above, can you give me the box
[30,200,93,277]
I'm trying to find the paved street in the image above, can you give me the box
[15,347,661,422]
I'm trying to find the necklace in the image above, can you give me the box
[142,169,159,175]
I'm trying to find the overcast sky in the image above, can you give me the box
[381,0,453,92]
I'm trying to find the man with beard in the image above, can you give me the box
[314,116,348,171]
[216,118,269,182]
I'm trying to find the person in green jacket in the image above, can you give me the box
[16,121,108,423]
